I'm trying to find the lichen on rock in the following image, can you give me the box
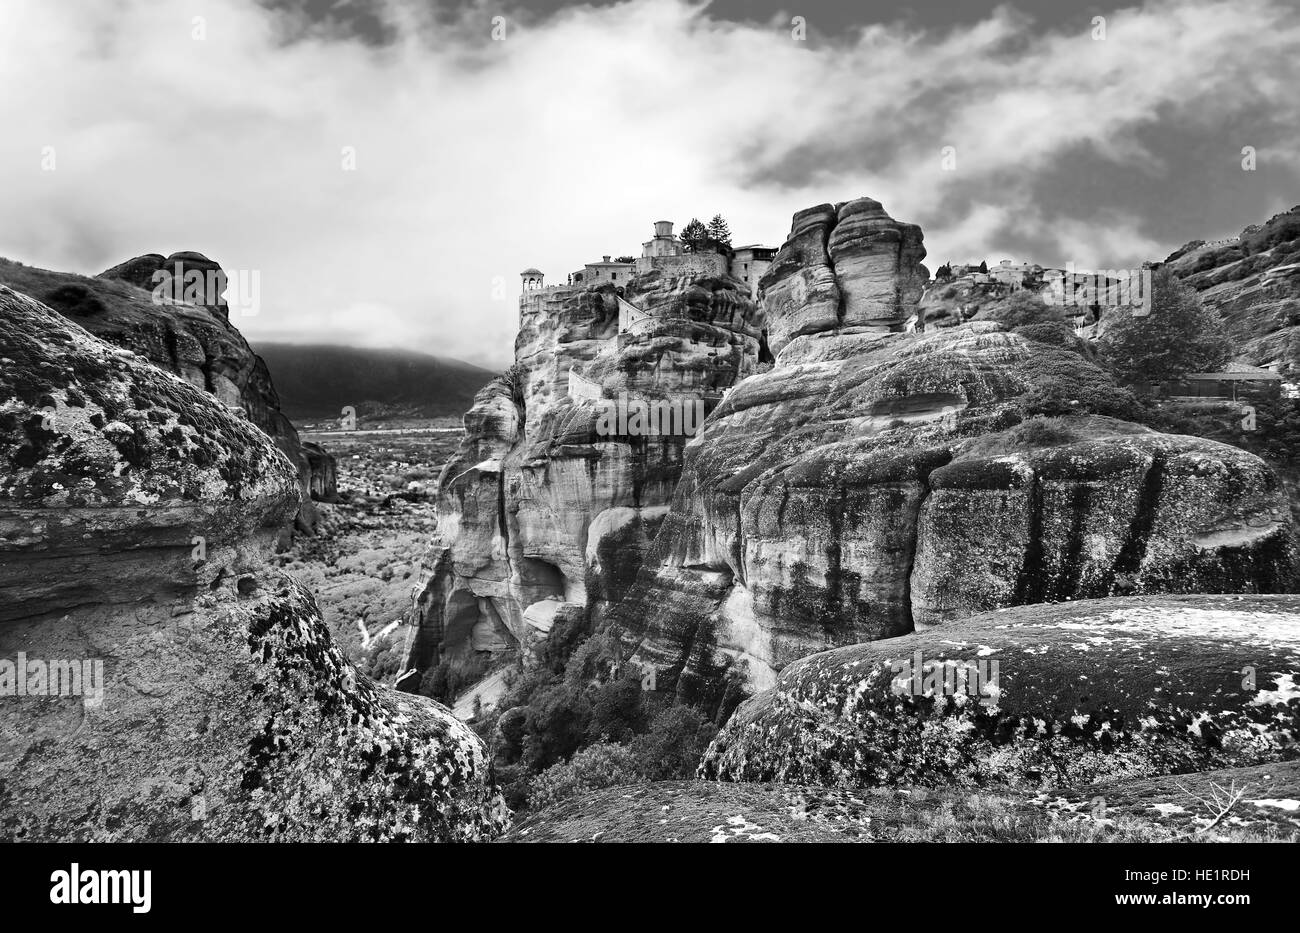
[0,286,506,841]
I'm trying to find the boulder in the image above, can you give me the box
[0,254,326,534]
[701,595,1300,791]
[0,286,507,841]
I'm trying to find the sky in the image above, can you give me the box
[1,0,1297,369]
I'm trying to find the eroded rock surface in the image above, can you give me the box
[402,268,761,677]
[504,760,1300,841]
[0,286,505,841]
[702,595,1300,791]
[0,255,332,534]
[1165,206,1300,370]
[615,200,1296,715]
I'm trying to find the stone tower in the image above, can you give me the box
[520,268,544,291]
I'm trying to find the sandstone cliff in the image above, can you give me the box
[0,286,505,840]
[0,255,334,535]
[1165,206,1300,372]
[402,269,762,683]
[614,198,1297,718]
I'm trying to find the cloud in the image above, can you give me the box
[0,0,1297,368]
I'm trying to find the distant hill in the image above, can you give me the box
[253,343,492,421]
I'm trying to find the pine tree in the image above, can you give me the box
[706,214,732,248]
[679,218,708,251]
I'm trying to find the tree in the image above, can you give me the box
[631,705,718,780]
[978,260,988,274]
[679,218,708,252]
[706,214,732,249]
[1098,266,1232,384]
[935,262,953,280]
[522,683,592,771]
[614,255,635,264]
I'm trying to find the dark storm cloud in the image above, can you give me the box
[1,0,1297,368]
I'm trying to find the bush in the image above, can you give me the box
[496,706,528,764]
[1011,417,1076,448]
[979,290,1062,328]
[631,705,719,780]
[527,741,642,811]
[1098,266,1232,383]
[587,677,644,742]
[536,611,592,674]
[522,683,592,770]
[362,640,404,682]
[419,652,490,704]
[1017,348,1141,420]
[563,633,624,687]
[495,762,531,812]
[1012,320,1086,353]
[42,283,109,317]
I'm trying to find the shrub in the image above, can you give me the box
[495,762,531,812]
[587,677,644,742]
[418,652,490,704]
[496,706,528,764]
[536,611,592,674]
[631,705,719,780]
[563,633,623,687]
[527,741,642,811]
[363,640,404,682]
[522,683,592,770]
[979,290,1062,328]
[1017,348,1141,420]
[1012,417,1077,448]
[1012,320,1085,353]
[42,283,109,317]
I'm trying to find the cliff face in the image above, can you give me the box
[0,286,506,841]
[0,255,333,535]
[614,199,1297,717]
[762,199,927,353]
[401,269,762,678]
[1164,206,1300,372]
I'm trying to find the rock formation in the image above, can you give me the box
[614,198,1297,718]
[761,199,927,353]
[0,286,505,841]
[401,267,762,681]
[302,441,338,502]
[1165,206,1300,372]
[506,760,1300,841]
[99,251,229,316]
[0,255,335,535]
[702,594,1300,790]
